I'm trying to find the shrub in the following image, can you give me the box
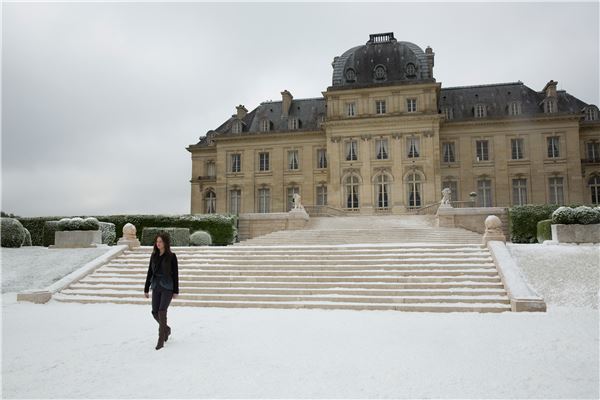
[43,221,60,246]
[509,204,560,243]
[552,206,577,225]
[56,217,100,231]
[190,230,212,246]
[81,217,100,230]
[18,213,236,246]
[536,219,552,243]
[99,222,116,245]
[573,206,600,225]
[141,227,190,246]
[1,217,26,248]
[22,228,32,246]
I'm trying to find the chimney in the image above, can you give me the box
[543,80,558,98]
[425,46,435,79]
[281,90,293,118]
[236,105,247,119]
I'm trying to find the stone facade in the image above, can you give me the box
[187,32,600,215]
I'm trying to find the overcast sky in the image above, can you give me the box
[2,2,599,217]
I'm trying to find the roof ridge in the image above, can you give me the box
[442,81,524,90]
[260,96,325,104]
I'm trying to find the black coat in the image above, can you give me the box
[144,251,179,294]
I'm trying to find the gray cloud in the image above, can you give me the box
[2,2,598,217]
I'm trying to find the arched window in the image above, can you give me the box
[375,174,390,208]
[589,176,600,205]
[205,189,216,214]
[406,173,421,208]
[344,174,360,209]
[585,106,599,121]
[374,65,386,80]
[405,63,416,77]
[345,68,356,82]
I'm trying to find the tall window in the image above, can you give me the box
[375,138,389,159]
[477,179,492,207]
[230,153,241,172]
[346,102,356,117]
[508,101,522,116]
[286,186,300,211]
[260,119,271,132]
[443,107,454,120]
[407,136,420,158]
[406,98,417,113]
[288,118,300,130]
[475,104,486,118]
[375,174,390,208]
[375,100,386,115]
[441,180,458,202]
[586,107,598,121]
[545,99,556,114]
[587,141,600,161]
[206,161,216,177]
[316,185,327,206]
[346,139,358,161]
[511,138,524,160]
[288,150,299,170]
[229,189,241,214]
[548,177,564,205]
[257,188,270,213]
[512,178,528,206]
[317,149,327,168]
[232,120,242,134]
[547,136,560,158]
[344,175,360,209]
[476,140,489,161]
[407,173,421,208]
[205,190,216,213]
[590,176,600,205]
[442,142,455,163]
[259,152,269,171]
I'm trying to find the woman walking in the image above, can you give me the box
[144,233,179,350]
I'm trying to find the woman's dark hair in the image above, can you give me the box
[152,232,172,257]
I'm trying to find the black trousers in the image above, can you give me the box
[151,284,173,313]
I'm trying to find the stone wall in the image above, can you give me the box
[436,207,509,237]
[237,210,309,241]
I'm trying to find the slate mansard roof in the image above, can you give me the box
[192,80,593,147]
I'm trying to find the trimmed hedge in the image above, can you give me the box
[43,221,60,247]
[22,228,32,246]
[509,204,560,243]
[57,217,100,231]
[99,222,117,245]
[190,230,212,246]
[141,227,190,246]
[536,219,552,243]
[1,217,27,248]
[18,214,236,246]
[552,206,600,225]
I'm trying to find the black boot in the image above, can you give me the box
[152,311,171,341]
[155,310,167,350]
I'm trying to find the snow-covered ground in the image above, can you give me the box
[1,245,112,293]
[1,243,598,399]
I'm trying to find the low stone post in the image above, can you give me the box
[117,222,141,249]
[482,215,506,244]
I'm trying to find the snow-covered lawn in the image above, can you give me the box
[1,243,598,399]
[1,245,113,293]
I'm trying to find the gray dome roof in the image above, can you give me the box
[331,32,434,88]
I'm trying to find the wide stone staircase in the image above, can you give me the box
[53,216,511,312]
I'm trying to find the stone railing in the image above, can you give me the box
[437,206,509,237]
[303,205,347,217]
[236,209,310,241]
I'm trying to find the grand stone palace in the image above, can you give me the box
[186,32,600,215]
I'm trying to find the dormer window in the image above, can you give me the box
[474,104,486,118]
[231,120,242,134]
[405,63,416,77]
[374,65,387,80]
[508,101,522,116]
[345,68,356,82]
[288,118,301,130]
[260,118,271,132]
[442,107,454,120]
[585,106,599,121]
[544,99,557,114]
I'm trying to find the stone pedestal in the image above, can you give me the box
[117,222,141,249]
[50,230,102,248]
[482,215,506,244]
